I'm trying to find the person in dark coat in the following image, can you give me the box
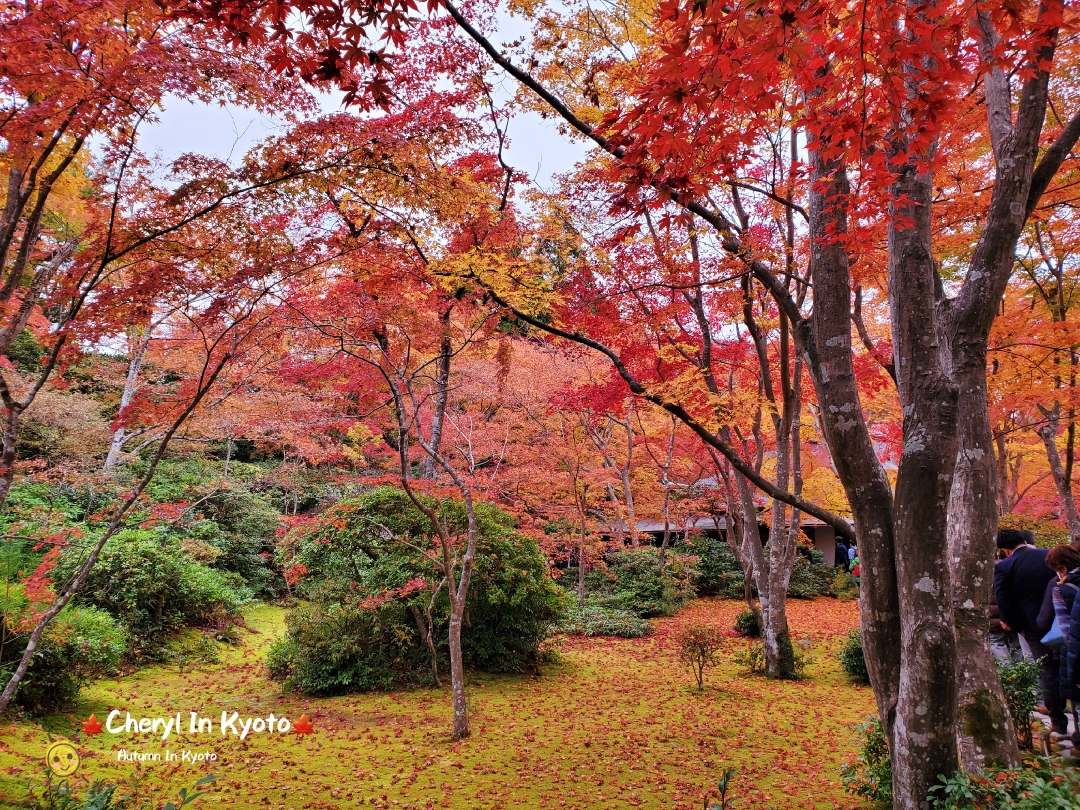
[834,537,849,572]
[989,581,1022,663]
[995,528,1068,734]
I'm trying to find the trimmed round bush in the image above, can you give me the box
[54,528,251,655]
[839,629,870,684]
[270,487,567,694]
[734,609,761,638]
[267,599,432,694]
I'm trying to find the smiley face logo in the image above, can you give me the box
[45,741,80,777]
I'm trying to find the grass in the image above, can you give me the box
[0,598,873,810]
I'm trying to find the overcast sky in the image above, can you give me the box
[136,84,592,192]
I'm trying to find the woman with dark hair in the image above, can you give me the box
[1044,544,1080,741]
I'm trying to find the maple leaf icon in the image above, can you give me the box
[81,714,104,735]
[291,715,314,735]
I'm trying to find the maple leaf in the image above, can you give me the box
[292,714,315,734]
[82,714,104,735]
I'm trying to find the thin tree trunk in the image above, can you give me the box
[621,405,639,547]
[447,598,468,737]
[410,604,440,686]
[657,417,676,570]
[379,325,479,739]
[716,457,762,622]
[421,309,452,481]
[761,312,800,679]
[105,325,152,472]
[577,506,587,609]
[994,430,1016,516]
[733,470,786,671]
[1037,403,1080,543]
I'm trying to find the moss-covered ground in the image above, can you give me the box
[0,598,872,810]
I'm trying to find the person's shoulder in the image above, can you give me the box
[995,556,1013,573]
[1011,544,1046,564]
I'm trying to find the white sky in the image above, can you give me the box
[137,89,591,191]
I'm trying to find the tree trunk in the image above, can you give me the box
[657,489,671,570]
[800,148,903,747]
[657,417,676,570]
[104,325,151,472]
[1037,403,1080,543]
[577,514,587,609]
[733,470,796,678]
[421,310,452,481]
[887,148,963,806]
[621,405,639,547]
[714,456,762,621]
[950,357,1020,770]
[993,430,1019,516]
[447,598,468,738]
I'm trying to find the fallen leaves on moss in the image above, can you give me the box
[0,599,871,810]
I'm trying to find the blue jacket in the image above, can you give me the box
[994,546,1055,637]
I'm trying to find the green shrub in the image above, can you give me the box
[558,603,653,638]
[998,658,1041,749]
[680,535,746,599]
[1,597,125,716]
[839,629,870,684]
[600,547,696,617]
[270,487,566,693]
[54,528,251,655]
[787,556,835,599]
[930,759,1080,809]
[829,570,860,601]
[266,599,432,694]
[6,328,43,374]
[840,717,892,808]
[183,490,282,597]
[463,529,569,673]
[733,609,761,638]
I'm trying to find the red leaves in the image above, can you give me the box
[291,714,315,734]
[81,714,104,735]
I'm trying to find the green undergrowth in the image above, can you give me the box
[0,599,872,810]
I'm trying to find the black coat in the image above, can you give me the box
[994,546,1055,637]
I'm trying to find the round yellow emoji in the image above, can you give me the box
[45,741,80,777]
